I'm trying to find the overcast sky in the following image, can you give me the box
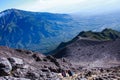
[1,0,120,14]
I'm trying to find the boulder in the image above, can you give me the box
[8,57,23,68]
[41,68,50,72]
[12,68,28,78]
[26,71,40,80]
[0,57,12,76]
[32,54,42,61]
[46,56,60,67]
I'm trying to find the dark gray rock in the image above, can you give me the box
[12,68,28,78]
[46,56,60,67]
[26,71,40,80]
[32,54,42,62]
[8,57,24,70]
[41,68,50,72]
[8,57,24,66]
[0,57,12,76]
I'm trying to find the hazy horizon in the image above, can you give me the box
[1,0,120,15]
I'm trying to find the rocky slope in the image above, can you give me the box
[0,47,120,80]
[0,46,75,80]
[53,29,120,67]
[0,46,120,80]
[62,66,120,80]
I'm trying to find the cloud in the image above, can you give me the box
[16,0,120,14]
[17,0,84,12]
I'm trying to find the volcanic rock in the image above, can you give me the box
[8,57,24,68]
[0,46,74,80]
[0,57,12,76]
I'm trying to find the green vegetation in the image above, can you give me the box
[79,28,120,40]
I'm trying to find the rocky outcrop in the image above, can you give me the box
[8,57,24,68]
[0,46,74,80]
[0,57,12,76]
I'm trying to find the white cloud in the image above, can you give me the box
[16,0,120,14]
[17,0,84,12]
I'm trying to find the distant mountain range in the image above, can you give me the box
[0,9,80,53]
[53,29,120,67]
[72,11,120,31]
[0,9,120,54]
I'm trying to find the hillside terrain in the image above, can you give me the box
[0,46,75,80]
[0,46,120,80]
[1,9,120,54]
[0,29,120,79]
[0,9,79,53]
[54,29,120,67]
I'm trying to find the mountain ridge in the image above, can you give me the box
[78,28,120,40]
[1,9,120,54]
[53,29,120,67]
[0,9,79,53]
[50,28,120,55]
